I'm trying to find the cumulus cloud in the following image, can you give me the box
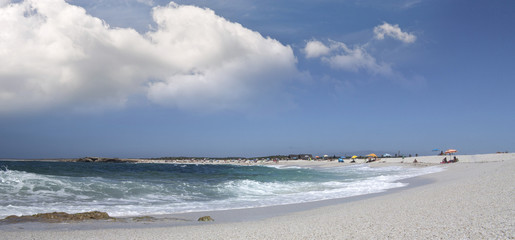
[304,40,393,76]
[373,22,416,43]
[145,3,298,110]
[304,40,331,59]
[0,0,298,114]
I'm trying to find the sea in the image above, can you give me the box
[0,160,443,218]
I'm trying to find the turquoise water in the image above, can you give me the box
[0,161,442,218]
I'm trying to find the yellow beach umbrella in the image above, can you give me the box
[351,155,358,159]
[366,153,377,158]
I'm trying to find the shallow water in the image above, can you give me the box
[0,161,442,218]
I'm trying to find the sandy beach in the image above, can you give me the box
[128,152,511,167]
[1,153,514,239]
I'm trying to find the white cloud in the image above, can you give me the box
[0,0,9,7]
[305,22,418,78]
[402,0,422,9]
[0,0,156,112]
[324,44,393,76]
[304,40,331,58]
[304,40,393,76]
[0,0,298,114]
[373,22,416,43]
[146,3,297,110]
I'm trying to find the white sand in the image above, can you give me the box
[131,152,509,167]
[2,153,514,239]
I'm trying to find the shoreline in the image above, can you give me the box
[1,153,514,239]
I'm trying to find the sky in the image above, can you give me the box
[1,0,514,158]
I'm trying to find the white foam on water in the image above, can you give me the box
[265,165,306,170]
[0,164,444,218]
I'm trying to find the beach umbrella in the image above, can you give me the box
[366,153,378,163]
[444,149,457,155]
[383,153,391,157]
[351,155,358,159]
[432,149,439,152]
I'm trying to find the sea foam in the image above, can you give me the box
[0,162,443,218]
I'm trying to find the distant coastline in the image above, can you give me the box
[2,152,513,166]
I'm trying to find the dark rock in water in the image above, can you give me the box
[197,216,214,222]
[2,211,112,223]
[100,158,123,163]
[75,157,95,162]
[75,157,135,163]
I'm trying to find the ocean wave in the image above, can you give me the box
[0,162,443,218]
[264,165,306,169]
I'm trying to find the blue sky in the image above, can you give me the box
[1,0,514,158]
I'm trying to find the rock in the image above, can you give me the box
[2,211,112,223]
[99,158,122,163]
[75,157,135,163]
[76,157,101,162]
[197,216,214,222]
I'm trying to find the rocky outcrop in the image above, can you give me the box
[197,216,214,222]
[75,157,136,163]
[2,211,112,223]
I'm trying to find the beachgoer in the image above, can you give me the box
[441,157,447,164]
[413,159,418,163]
